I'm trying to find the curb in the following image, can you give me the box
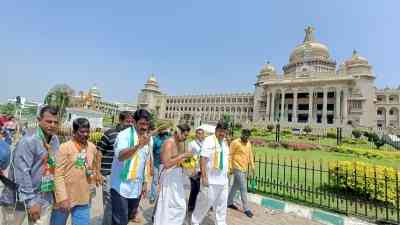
[241,193,376,225]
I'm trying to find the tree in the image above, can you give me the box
[352,129,362,139]
[44,84,74,121]
[222,113,234,134]
[365,132,385,149]
[0,103,16,116]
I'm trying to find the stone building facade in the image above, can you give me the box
[71,85,119,117]
[138,26,400,130]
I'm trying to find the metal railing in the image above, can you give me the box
[248,155,400,224]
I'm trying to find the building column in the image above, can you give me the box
[271,92,276,122]
[293,90,298,123]
[343,89,348,125]
[265,91,270,122]
[308,89,313,124]
[280,90,285,122]
[335,88,341,126]
[322,88,328,125]
[386,108,390,128]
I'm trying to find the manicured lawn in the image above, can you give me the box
[235,129,400,222]
[254,147,400,169]
[250,146,400,223]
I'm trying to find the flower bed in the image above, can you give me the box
[281,142,319,151]
[329,160,400,205]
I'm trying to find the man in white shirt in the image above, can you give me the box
[192,121,229,225]
[187,128,205,211]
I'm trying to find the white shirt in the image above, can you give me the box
[200,135,229,185]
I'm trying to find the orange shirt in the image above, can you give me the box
[229,138,255,172]
[54,140,96,207]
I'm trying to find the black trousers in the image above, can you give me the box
[188,174,201,211]
[111,189,140,225]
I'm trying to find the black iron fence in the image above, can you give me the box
[248,154,400,224]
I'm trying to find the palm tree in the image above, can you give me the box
[44,84,74,121]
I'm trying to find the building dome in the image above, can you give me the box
[342,49,373,78]
[345,49,368,65]
[143,74,162,93]
[147,74,158,84]
[89,84,101,98]
[289,26,330,63]
[259,61,276,74]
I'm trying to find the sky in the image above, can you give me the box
[1,1,399,104]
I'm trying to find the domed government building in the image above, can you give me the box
[138,26,399,130]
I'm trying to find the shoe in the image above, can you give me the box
[244,210,254,218]
[227,204,239,210]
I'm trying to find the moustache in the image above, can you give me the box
[139,128,148,133]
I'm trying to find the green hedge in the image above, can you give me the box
[328,145,400,160]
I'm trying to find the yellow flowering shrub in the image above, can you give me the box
[329,161,400,205]
[89,131,103,145]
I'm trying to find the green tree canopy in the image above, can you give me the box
[44,84,75,120]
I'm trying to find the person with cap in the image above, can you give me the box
[191,121,230,225]
[153,124,192,225]
[149,121,172,204]
[227,129,255,218]
[187,128,205,211]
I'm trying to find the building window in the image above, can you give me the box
[377,110,383,115]
[298,104,309,110]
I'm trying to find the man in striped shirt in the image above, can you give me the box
[97,111,134,225]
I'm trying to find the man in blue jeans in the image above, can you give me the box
[110,109,152,225]
[97,111,134,225]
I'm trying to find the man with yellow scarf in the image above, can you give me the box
[192,121,230,225]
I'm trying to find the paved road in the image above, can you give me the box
[0,184,323,225]
[89,187,323,225]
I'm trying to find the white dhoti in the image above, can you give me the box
[192,184,228,225]
[154,167,187,225]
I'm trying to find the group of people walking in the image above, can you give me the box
[0,105,255,225]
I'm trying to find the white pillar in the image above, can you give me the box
[343,89,348,125]
[265,91,270,122]
[308,89,313,124]
[323,88,328,125]
[386,108,390,128]
[335,88,341,126]
[293,90,298,123]
[280,90,285,122]
[271,92,275,122]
